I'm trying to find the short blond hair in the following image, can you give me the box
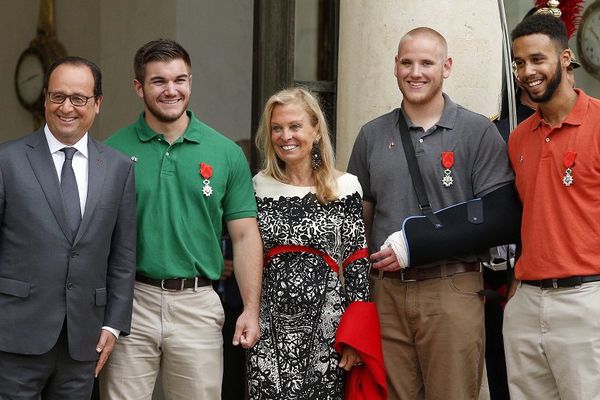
[399,27,448,61]
[255,87,337,204]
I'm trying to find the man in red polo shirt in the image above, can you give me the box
[505,13,600,399]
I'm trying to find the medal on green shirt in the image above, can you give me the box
[200,162,214,196]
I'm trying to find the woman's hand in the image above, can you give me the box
[338,346,363,371]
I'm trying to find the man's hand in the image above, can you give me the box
[227,217,262,349]
[94,330,117,377]
[338,346,363,371]
[233,309,260,349]
[371,230,409,271]
[370,246,402,271]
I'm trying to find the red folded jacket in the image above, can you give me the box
[334,301,387,400]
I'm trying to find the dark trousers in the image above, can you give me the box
[90,378,100,400]
[221,303,246,400]
[0,323,96,400]
[484,268,510,400]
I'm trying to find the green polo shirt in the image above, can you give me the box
[106,111,257,280]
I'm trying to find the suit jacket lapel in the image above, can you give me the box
[25,129,73,242]
[75,138,106,244]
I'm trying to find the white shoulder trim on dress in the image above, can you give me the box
[253,172,312,198]
[253,171,363,200]
[336,173,363,199]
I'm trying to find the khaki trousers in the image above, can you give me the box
[372,271,485,400]
[100,281,224,400]
[503,281,600,400]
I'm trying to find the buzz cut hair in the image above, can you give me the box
[399,27,448,59]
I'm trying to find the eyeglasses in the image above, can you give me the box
[47,91,96,107]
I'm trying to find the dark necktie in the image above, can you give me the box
[60,147,82,239]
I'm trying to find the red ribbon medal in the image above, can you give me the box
[199,162,214,196]
[562,150,576,187]
[441,151,454,187]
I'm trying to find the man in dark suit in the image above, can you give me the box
[0,56,137,399]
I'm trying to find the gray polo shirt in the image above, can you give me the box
[347,93,514,253]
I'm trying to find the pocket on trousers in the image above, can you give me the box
[0,276,30,298]
[211,289,225,329]
[95,287,107,306]
[447,272,483,297]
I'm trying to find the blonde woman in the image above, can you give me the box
[248,88,385,399]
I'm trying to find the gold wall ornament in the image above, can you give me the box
[38,0,56,36]
[14,0,67,129]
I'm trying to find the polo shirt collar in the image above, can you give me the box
[401,93,457,130]
[135,110,203,143]
[436,93,458,129]
[530,88,588,130]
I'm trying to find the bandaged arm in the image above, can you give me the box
[390,183,522,267]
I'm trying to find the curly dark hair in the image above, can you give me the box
[511,13,568,50]
[133,39,191,83]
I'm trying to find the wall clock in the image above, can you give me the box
[14,0,66,127]
[15,46,49,114]
[576,0,600,79]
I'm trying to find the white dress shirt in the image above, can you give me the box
[44,125,120,340]
[44,125,88,216]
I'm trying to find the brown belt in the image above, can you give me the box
[136,273,212,291]
[370,262,481,282]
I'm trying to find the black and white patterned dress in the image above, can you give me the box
[248,172,370,400]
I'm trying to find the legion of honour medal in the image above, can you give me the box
[200,162,214,196]
[441,151,454,188]
[562,150,577,187]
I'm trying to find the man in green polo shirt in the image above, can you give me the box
[99,39,262,400]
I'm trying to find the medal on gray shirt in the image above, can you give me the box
[441,151,454,187]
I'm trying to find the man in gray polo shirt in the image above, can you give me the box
[348,27,514,400]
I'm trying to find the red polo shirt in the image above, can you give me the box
[509,89,600,280]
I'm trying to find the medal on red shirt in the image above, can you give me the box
[562,150,576,187]
[441,151,454,187]
[199,162,213,196]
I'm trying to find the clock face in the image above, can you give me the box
[15,50,45,108]
[577,1,600,78]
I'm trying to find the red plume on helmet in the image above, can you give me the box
[534,0,585,38]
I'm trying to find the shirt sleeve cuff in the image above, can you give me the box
[102,326,121,340]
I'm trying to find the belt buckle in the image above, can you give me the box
[552,278,558,289]
[400,269,416,283]
[160,278,185,291]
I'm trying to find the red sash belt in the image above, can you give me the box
[265,245,368,274]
